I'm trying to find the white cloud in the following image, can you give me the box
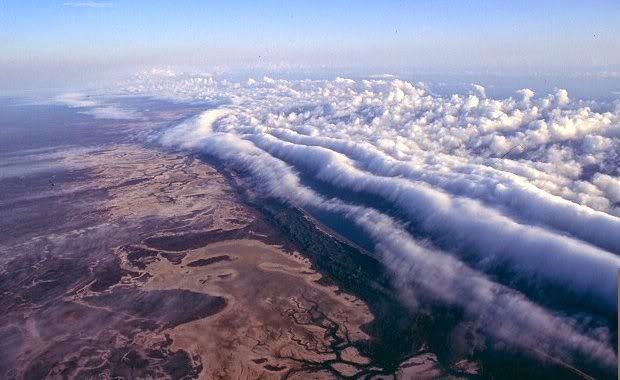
[56,92,98,108]
[159,126,617,371]
[121,72,620,372]
[56,92,140,120]
[369,73,398,79]
[146,67,176,77]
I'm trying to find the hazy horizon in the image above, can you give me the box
[2,1,620,95]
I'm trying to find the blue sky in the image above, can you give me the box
[1,1,619,92]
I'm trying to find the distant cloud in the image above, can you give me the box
[574,70,620,79]
[56,93,140,120]
[368,73,398,79]
[64,1,111,8]
[147,67,177,77]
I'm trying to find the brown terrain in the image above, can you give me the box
[0,138,450,379]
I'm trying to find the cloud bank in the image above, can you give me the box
[124,72,620,372]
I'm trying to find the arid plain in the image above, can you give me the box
[0,103,461,379]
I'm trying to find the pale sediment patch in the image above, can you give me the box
[138,239,375,379]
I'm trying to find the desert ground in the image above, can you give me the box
[0,131,453,379]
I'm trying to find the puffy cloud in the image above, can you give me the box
[594,174,620,203]
[160,109,230,148]
[124,73,620,371]
[125,74,620,247]
[471,83,486,98]
[242,133,620,308]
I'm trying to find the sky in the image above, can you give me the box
[1,1,620,93]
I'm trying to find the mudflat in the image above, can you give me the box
[1,129,442,379]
